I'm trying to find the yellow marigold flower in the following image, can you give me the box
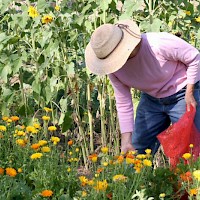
[51,136,60,144]
[93,180,108,192]
[7,119,12,123]
[31,143,40,150]
[75,148,79,152]
[55,5,60,11]
[143,159,152,167]
[0,125,6,131]
[136,154,146,159]
[87,179,94,185]
[10,116,19,121]
[18,168,22,173]
[113,174,127,182]
[159,193,166,198]
[134,166,142,173]
[38,140,48,146]
[6,167,17,177]
[67,167,71,172]
[26,126,37,134]
[189,188,198,196]
[79,176,88,186]
[44,107,53,112]
[16,139,26,147]
[28,6,39,18]
[126,157,134,164]
[88,154,98,163]
[82,191,87,197]
[48,126,57,132]
[103,162,109,167]
[101,146,109,154]
[193,170,200,181]
[0,167,4,175]
[2,116,9,121]
[182,153,192,160]
[42,15,53,24]
[33,123,41,129]
[145,149,152,154]
[189,144,194,148]
[68,139,73,146]
[16,130,26,136]
[41,146,51,153]
[195,16,200,23]
[40,190,53,197]
[42,116,50,121]
[184,10,191,16]
[30,153,43,159]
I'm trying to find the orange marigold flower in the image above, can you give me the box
[79,176,88,186]
[10,116,19,121]
[31,143,40,150]
[189,188,198,196]
[117,155,124,164]
[68,140,73,146]
[41,190,53,197]
[97,168,104,173]
[180,171,192,182]
[0,167,4,175]
[88,154,98,163]
[6,167,17,177]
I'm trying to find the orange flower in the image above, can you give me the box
[97,168,104,173]
[180,171,192,182]
[189,188,198,196]
[88,154,98,162]
[117,155,124,164]
[41,190,53,197]
[31,143,40,150]
[0,167,4,175]
[6,167,17,177]
[68,140,73,146]
[10,116,20,121]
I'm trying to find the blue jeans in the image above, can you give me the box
[132,81,200,155]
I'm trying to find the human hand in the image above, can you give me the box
[121,132,135,154]
[185,84,197,111]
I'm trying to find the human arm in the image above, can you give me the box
[108,73,135,153]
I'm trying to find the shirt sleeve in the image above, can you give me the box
[158,33,200,84]
[108,73,134,133]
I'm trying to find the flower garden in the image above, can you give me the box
[0,0,200,199]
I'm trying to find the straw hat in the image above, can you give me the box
[85,19,141,75]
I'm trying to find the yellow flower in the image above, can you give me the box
[113,174,127,182]
[67,167,71,172]
[184,10,191,16]
[28,6,39,18]
[189,188,198,196]
[38,140,48,146]
[136,154,146,159]
[145,149,152,154]
[26,126,38,134]
[42,116,50,121]
[93,180,108,192]
[103,162,109,167]
[41,146,51,153]
[82,191,87,197]
[0,125,6,131]
[40,190,53,197]
[79,176,88,186]
[16,131,26,136]
[193,170,200,181]
[101,146,109,154]
[0,167,4,175]
[143,159,152,167]
[18,168,22,173]
[55,5,60,11]
[195,16,200,23]
[88,154,98,163]
[33,123,41,129]
[75,148,79,152]
[30,153,43,159]
[51,136,60,145]
[182,153,191,160]
[159,193,166,198]
[7,119,12,123]
[6,167,17,177]
[42,15,53,24]
[48,126,57,132]
[2,116,9,121]
[44,107,52,112]
[16,139,27,147]
[189,144,194,148]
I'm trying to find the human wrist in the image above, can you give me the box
[121,132,132,143]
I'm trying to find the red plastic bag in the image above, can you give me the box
[157,106,200,167]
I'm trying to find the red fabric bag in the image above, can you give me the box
[157,106,200,167]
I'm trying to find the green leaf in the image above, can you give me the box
[67,62,75,76]
[17,104,34,116]
[32,79,41,94]
[37,0,47,11]
[0,64,11,83]
[61,112,72,132]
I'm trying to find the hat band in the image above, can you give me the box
[115,23,141,39]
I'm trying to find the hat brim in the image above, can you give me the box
[85,19,141,75]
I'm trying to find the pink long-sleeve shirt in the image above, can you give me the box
[108,32,200,133]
